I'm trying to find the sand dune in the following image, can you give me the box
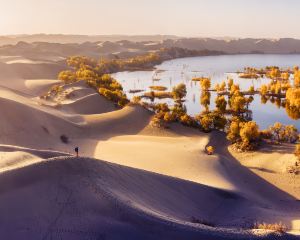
[0,60,66,95]
[61,93,117,114]
[0,156,297,239]
[24,79,61,96]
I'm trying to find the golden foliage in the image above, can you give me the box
[254,222,287,233]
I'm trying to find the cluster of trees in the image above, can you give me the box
[58,47,211,105]
[58,56,128,106]
[261,122,299,144]
[196,111,227,132]
[150,102,196,128]
[260,81,291,96]
[214,81,226,93]
[286,88,300,109]
[238,66,292,81]
[61,48,219,79]
[226,120,299,150]
[143,83,187,101]
[227,118,260,150]
[258,66,300,120]
[147,65,299,151]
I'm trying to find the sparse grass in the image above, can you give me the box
[149,86,167,91]
[190,217,215,227]
[254,222,287,233]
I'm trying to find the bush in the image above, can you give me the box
[206,146,215,155]
[150,115,166,128]
[180,114,196,127]
[131,96,141,104]
[254,222,287,233]
[60,135,69,144]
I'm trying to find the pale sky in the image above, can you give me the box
[0,0,299,38]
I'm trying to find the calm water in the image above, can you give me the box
[113,54,300,129]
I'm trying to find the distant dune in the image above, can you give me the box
[1,35,300,58]
[0,34,180,45]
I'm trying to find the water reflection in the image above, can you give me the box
[113,54,300,129]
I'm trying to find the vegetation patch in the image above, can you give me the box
[254,222,287,233]
[149,86,167,91]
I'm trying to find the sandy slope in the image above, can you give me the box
[0,156,297,240]
[229,144,300,200]
[0,60,299,239]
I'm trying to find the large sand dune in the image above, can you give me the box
[0,156,297,239]
[0,59,299,239]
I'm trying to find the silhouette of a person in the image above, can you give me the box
[75,147,79,157]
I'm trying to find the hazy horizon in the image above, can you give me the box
[1,0,300,39]
[2,33,300,41]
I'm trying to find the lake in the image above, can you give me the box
[113,54,300,130]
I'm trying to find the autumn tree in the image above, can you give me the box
[215,95,227,113]
[284,125,299,143]
[227,118,242,143]
[286,88,300,108]
[219,81,226,92]
[260,84,268,96]
[268,122,283,142]
[268,67,281,80]
[172,83,187,100]
[239,121,260,149]
[58,70,77,83]
[227,78,234,90]
[200,78,211,91]
[230,91,246,113]
[230,84,240,95]
[248,85,255,94]
[294,68,300,87]
[200,92,211,112]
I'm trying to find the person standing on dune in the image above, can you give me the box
[75,147,79,157]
